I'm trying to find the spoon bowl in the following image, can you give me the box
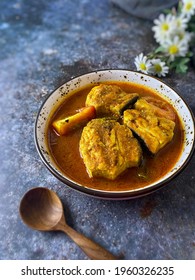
[20,187,63,231]
[19,187,117,260]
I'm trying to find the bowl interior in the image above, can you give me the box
[35,70,195,198]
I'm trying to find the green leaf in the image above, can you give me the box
[188,22,195,33]
[176,64,188,74]
[177,1,183,14]
[170,57,190,74]
[187,15,195,32]
[163,8,173,15]
[154,46,165,54]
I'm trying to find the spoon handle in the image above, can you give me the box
[58,223,117,260]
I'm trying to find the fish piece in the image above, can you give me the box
[86,84,139,118]
[79,118,142,180]
[123,98,175,154]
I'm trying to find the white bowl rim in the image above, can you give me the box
[34,69,195,199]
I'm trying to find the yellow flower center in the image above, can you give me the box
[177,19,181,28]
[169,45,179,55]
[185,2,192,11]
[154,64,162,73]
[161,23,169,32]
[178,32,184,40]
[140,63,146,71]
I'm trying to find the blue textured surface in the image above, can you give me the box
[0,0,195,260]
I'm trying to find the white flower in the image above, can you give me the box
[149,59,169,77]
[173,14,189,30]
[133,1,194,77]
[181,0,195,19]
[134,53,151,74]
[152,14,175,44]
[163,36,189,61]
[175,29,192,43]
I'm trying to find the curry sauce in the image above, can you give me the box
[47,81,184,192]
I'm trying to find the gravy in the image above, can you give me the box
[47,81,184,191]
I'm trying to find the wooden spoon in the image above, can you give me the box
[19,187,117,260]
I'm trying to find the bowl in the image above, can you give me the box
[34,70,195,199]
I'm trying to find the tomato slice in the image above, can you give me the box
[143,96,176,121]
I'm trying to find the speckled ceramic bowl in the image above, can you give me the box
[34,70,195,199]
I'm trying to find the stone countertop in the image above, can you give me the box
[0,0,195,260]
